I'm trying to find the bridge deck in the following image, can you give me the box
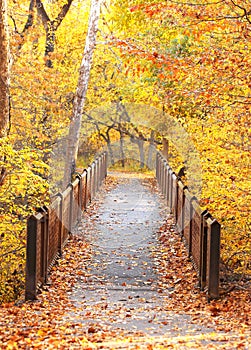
[64,172,222,340]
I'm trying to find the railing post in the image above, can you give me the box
[207,218,221,299]
[95,158,99,193]
[25,214,42,300]
[76,174,82,221]
[82,169,88,211]
[98,156,102,188]
[38,207,48,284]
[88,165,93,203]
[200,210,210,290]
[155,153,158,181]
[104,152,107,180]
[167,168,171,208]
[183,189,192,256]
[172,173,178,221]
[57,193,63,256]
[67,183,73,235]
[159,156,163,193]
[91,162,95,200]
[176,181,186,234]
[163,160,168,199]
[104,151,108,178]
[102,153,105,181]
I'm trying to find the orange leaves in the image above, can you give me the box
[129,4,142,13]
[129,2,174,19]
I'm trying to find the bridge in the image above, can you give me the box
[25,151,220,303]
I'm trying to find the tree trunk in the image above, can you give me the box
[162,137,169,160]
[0,0,10,138]
[107,139,115,166]
[0,0,10,186]
[138,138,145,168]
[147,130,155,168]
[64,0,101,186]
[44,23,55,68]
[100,131,115,166]
[119,131,125,167]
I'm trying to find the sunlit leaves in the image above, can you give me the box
[0,0,92,302]
[102,0,251,274]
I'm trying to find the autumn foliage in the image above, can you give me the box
[0,0,250,304]
[104,0,251,276]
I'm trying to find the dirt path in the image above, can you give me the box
[0,173,250,349]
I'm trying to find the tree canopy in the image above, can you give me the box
[0,0,250,302]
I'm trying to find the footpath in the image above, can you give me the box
[0,173,250,349]
[69,173,212,336]
[64,172,250,349]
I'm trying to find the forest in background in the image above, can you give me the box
[0,0,250,303]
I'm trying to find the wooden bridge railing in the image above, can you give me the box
[25,152,108,300]
[156,152,221,300]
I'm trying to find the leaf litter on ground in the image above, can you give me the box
[0,173,250,349]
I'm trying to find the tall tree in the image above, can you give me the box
[0,0,10,138]
[0,0,10,186]
[64,0,101,185]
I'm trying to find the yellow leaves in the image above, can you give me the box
[6,342,19,350]
[0,136,49,303]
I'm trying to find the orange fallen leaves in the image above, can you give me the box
[0,175,250,349]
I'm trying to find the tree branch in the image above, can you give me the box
[35,0,50,29]
[52,0,74,30]
[23,0,36,33]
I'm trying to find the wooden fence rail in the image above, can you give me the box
[156,152,221,300]
[25,152,108,300]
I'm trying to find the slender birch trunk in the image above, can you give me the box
[0,0,10,138]
[64,0,101,186]
[0,0,10,186]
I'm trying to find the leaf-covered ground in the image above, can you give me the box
[0,174,250,349]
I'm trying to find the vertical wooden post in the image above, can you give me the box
[155,153,158,181]
[171,172,177,214]
[199,211,210,290]
[105,151,108,177]
[176,181,186,232]
[207,218,221,299]
[91,162,95,200]
[82,170,88,210]
[39,207,48,284]
[69,183,74,235]
[76,175,82,221]
[163,160,167,199]
[25,214,42,300]
[95,158,99,192]
[87,166,92,204]
[57,193,63,256]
